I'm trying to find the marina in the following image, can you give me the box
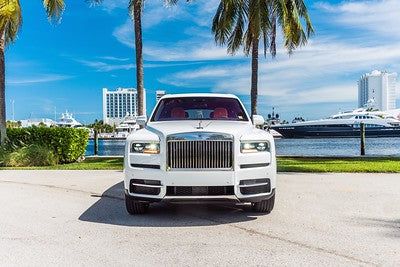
[272,108,400,138]
[85,137,400,157]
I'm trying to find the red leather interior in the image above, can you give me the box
[171,107,186,118]
[213,108,228,118]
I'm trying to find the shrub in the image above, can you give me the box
[0,145,9,166]
[5,144,58,167]
[6,127,89,164]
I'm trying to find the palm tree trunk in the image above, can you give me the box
[251,38,259,118]
[133,0,145,116]
[0,32,7,145]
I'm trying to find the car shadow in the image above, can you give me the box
[79,182,264,227]
[355,217,400,239]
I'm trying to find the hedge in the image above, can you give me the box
[6,127,89,164]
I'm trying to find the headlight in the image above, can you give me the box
[240,141,269,153]
[131,142,160,154]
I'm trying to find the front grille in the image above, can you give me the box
[130,185,160,195]
[240,184,270,195]
[166,186,235,196]
[167,140,233,169]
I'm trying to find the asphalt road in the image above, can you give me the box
[0,171,399,266]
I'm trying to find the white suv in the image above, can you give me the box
[124,93,276,214]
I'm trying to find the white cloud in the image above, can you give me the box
[113,19,135,48]
[142,1,187,29]
[77,59,135,72]
[144,42,235,61]
[7,75,74,85]
[111,0,400,107]
[159,37,400,104]
[316,0,400,39]
[111,0,220,50]
[97,56,130,61]
[77,57,204,72]
[99,0,128,12]
[107,0,191,29]
[113,19,234,61]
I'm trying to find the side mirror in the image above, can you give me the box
[252,115,265,126]
[136,115,147,127]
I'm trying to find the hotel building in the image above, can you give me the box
[358,70,397,111]
[156,90,166,102]
[102,88,146,126]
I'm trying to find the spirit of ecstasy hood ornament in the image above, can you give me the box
[196,120,204,129]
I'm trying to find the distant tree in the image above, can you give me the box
[104,124,113,133]
[38,122,47,127]
[6,120,20,128]
[87,120,115,133]
[0,0,65,145]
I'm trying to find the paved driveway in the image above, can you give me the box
[0,171,399,266]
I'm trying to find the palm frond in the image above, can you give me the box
[164,0,192,6]
[294,0,314,36]
[0,0,22,46]
[89,0,103,4]
[227,0,247,54]
[42,0,65,23]
[212,0,313,57]
[270,0,313,54]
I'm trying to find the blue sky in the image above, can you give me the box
[5,0,400,124]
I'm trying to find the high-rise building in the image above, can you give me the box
[102,88,146,125]
[156,90,166,102]
[358,70,397,111]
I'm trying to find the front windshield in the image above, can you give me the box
[151,97,249,122]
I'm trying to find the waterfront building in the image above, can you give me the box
[156,90,166,102]
[358,70,397,111]
[20,118,56,127]
[102,88,146,126]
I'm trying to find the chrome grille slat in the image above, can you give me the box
[167,139,233,170]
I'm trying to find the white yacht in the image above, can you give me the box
[114,114,140,138]
[271,108,400,138]
[57,111,82,128]
[264,108,283,138]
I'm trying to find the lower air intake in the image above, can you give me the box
[166,186,234,196]
[130,185,160,195]
[240,184,270,195]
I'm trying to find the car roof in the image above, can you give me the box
[160,93,239,100]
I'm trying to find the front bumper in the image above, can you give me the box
[124,189,275,203]
[124,165,276,203]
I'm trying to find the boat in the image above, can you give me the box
[271,108,400,138]
[57,111,82,128]
[114,114,140,138]
[264,107,283,138]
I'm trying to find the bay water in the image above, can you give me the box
[86,137,400,157]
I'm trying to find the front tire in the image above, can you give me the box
[125,194,149,215]
[252,194,275,213]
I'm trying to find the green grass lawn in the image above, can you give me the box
[278,157,400,173]
[0,157,124,170]
[1,156,400,172]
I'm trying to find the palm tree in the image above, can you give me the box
[91,0,145,118]
[0,0,65,145]
[212,0,314,117]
